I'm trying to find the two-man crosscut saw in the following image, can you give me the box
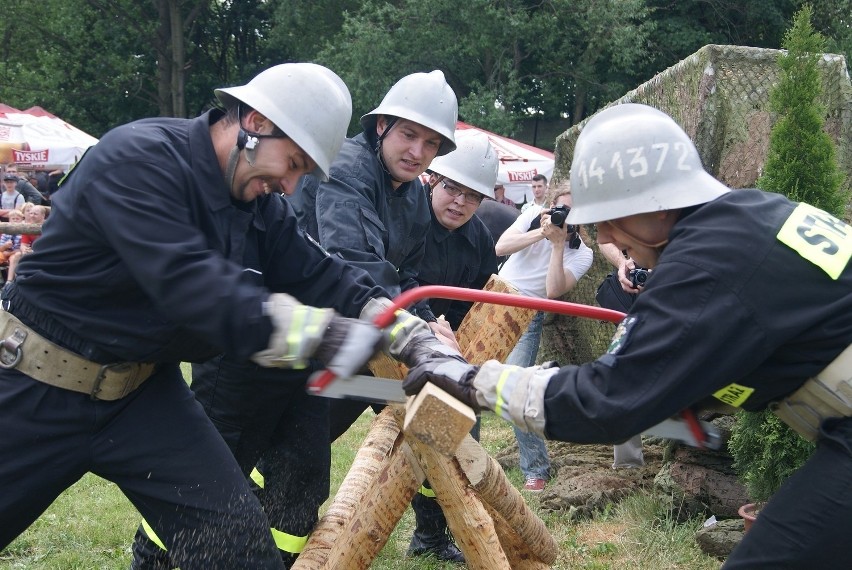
[306,285,722,450]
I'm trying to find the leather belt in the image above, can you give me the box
[771,344,852,441]
[0,310,155,400]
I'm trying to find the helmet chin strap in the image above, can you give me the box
[225,106,281,189]
[225,145,242,191]
[424,174,444,193]
[225,131,259,190]
[374,117,408,186]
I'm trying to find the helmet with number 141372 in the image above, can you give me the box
[565,103,729,225]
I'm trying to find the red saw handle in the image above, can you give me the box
[306,285,626,394]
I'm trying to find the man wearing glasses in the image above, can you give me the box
[412,131,499,335]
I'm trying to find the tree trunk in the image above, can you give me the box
[169,0,186,118]
[318,441,424,569]
[456,274,536,365]
[155,0,173,116]
[483,502,552,570]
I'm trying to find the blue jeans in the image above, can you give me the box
[506,312,551,480]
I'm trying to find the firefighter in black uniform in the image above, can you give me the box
[290,70,470,562]
[403,103,852,569]
[0,63,439,570]
[412,130,500,330]
[405,130,500,558]
[127,195,375,568]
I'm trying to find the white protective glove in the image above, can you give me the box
[252,293,383,378]
[471,360,560,437]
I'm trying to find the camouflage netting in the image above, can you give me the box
[541,44,852,366]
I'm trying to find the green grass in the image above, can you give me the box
[0,370,721,569]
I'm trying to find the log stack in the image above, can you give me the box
[292,275,555,569]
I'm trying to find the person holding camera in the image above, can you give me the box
[596,242,647,468]
[494,181,593,492]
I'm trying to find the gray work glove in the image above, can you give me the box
[360,297,463,368]
[252,293,383,378]
[312,315,385,379]
[471,360,559,437]
[404,359,561,437]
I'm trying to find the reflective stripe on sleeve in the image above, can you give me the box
[494,367,515,419]
[250,467,265,489]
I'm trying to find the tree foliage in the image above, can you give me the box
[0,0,846,144]
[729,409,815,502]
[757,4,847,214]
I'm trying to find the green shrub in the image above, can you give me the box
[757,5,847,215]
[728,409,815,502]
[728,5,845,503]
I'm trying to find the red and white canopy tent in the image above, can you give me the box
[455,120,554,204]
[0,104,98,170]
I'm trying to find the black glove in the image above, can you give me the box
[397,330,462,369]
[402,356,480,410]
[313,315,384,378]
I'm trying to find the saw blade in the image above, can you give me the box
[309,373,407,404]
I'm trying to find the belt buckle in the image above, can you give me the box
[0,327,27,369]
[91,362,137,401]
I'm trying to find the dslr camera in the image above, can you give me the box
[547,205,576,233]
[548,205,581,249]
[628,267,650,289]
[527,204,581,249]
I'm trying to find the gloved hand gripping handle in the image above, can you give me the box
[305,285,625,394]
[305,285,712,449]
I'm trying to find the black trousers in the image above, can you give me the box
[131,356,330,568]
[723,416,852,569]
[0,364,283,570]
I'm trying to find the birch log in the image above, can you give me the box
[455,435,559,564]
[292,406,405,569]
[408,438,512,570]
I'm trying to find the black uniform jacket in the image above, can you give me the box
[413,194,499,329]
[8,110,385,364]
[544,189,852,443]
[291,131,430,298]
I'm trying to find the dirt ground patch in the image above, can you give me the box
[496,439,668,517]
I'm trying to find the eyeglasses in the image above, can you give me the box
[441,180,483,205]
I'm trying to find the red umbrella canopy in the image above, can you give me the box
[0,104,98,169]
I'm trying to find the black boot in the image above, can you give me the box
[406,489,465,563]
